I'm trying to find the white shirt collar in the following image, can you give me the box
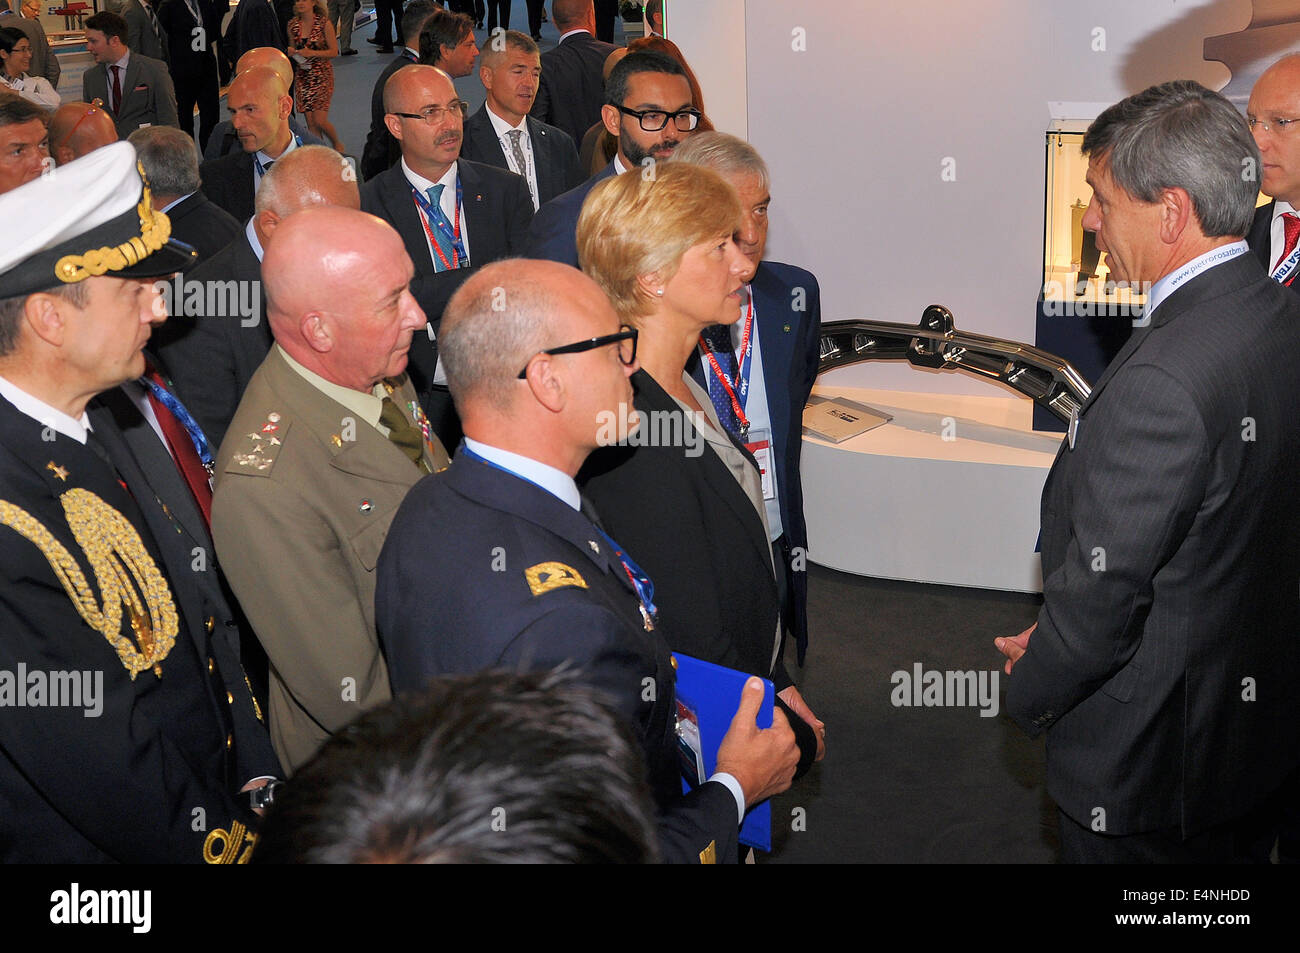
[111,50,130,72]
[0,375,92,444]
[160,192,193,214]
[245,217,265,261]
[1144,240,1249,322]
[256,130,298,170]
[463,437,581,510]
[558,28,591,42]
[486,103,527,138]
[401,156,459,194]
[612,154,628,175]
[1272,199,1297,223]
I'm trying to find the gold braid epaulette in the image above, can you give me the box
[53,170,172,283]
[0,489,178,679]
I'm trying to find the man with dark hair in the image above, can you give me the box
[526,49,695,266]
[254,669,662,863]
[157,0,223,150]
[360,0,441,180]
[129,124,239,263]
[416,7,479,75]
[82,10,179,138]
[0,93,46,195]
[462,29,583,209]
[530,0,617,147]
[998,80,1300,863]
[0,143,280,862]
[377,258,799,864]
[223,0,286,67]
[361,64,532,442]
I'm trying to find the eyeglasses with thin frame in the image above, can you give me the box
[615,104,702,132]
[389,100,469,124]
[1247,116,1300,134]
[517,325,639,379]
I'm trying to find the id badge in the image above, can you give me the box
[676,697,706,788]
[745,429,776,501]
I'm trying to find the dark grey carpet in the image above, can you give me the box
[762,565,1053,863]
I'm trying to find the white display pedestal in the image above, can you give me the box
[802,384,1064,593]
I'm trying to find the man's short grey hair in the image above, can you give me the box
[0,283,90,358]
[440,260,551,412]
[1082,79,1259,238]
[129,126,200,199]
[672,131,770,194]
[255,144,353,215]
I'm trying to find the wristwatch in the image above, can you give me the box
[246,779,285,812]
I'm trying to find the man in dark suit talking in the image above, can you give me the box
[997,80,1300,863]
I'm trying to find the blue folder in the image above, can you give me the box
[673,652,773,852]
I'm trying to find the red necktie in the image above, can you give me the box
[143,365,214,530]
[110,64,121,114]
[1275,212,1300,282]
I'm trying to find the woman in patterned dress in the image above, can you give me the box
[288,0,345,152]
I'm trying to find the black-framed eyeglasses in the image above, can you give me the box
[389,100,469,123]
[517,325,638,379]
[615,105,701,132]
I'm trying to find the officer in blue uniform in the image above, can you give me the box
[376,259,799,864]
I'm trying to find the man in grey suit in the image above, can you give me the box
[998,80,1300,863]
[121,0,168,64]
[461,29,583,210]
[82,11,178,139]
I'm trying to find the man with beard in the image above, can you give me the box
[525,50,698,267]
[360,65,533,446]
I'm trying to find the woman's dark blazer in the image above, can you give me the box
[579,369,792,690]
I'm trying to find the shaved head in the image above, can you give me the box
[263,208,424,392]
[48,101,117,165]
[236,47,295,91]
[383,63,453,115]
[442,258,638,475]
[227,66,293,156]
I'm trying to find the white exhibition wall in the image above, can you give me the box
[676,0,1263,396]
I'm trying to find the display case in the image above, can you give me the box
[1041,119,1145,314]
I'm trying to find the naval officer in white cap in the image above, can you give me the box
[0,142,281,862]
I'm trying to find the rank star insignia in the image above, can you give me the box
[330,434,343,448]
[46,461,68,481]
[268,437,281,446]
[588,540,599,553]
[260,423,278,433]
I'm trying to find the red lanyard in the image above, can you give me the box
[698,289,754,434]
[411,187,462,271]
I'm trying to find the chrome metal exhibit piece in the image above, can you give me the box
[817,304,1092,425]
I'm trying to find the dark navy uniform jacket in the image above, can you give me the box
[376,452,739,863]
[0,394,270,863]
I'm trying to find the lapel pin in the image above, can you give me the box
[588,540,599,554]
[359,500,373,513]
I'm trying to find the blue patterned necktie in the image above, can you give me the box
[139,372,215,469]
[425,183,455,271]
[700,324,740,435]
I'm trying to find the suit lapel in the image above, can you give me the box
[633,370,772,575]
[750,264,796,455]
[458,160,501,264]
[467,109,506,168]
[381,165,436,279]
[526,117,557,201]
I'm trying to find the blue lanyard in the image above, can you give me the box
[460,446,659,630]
[410,177,468,268]
[254,134,303,179]
[138,375,215,470]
